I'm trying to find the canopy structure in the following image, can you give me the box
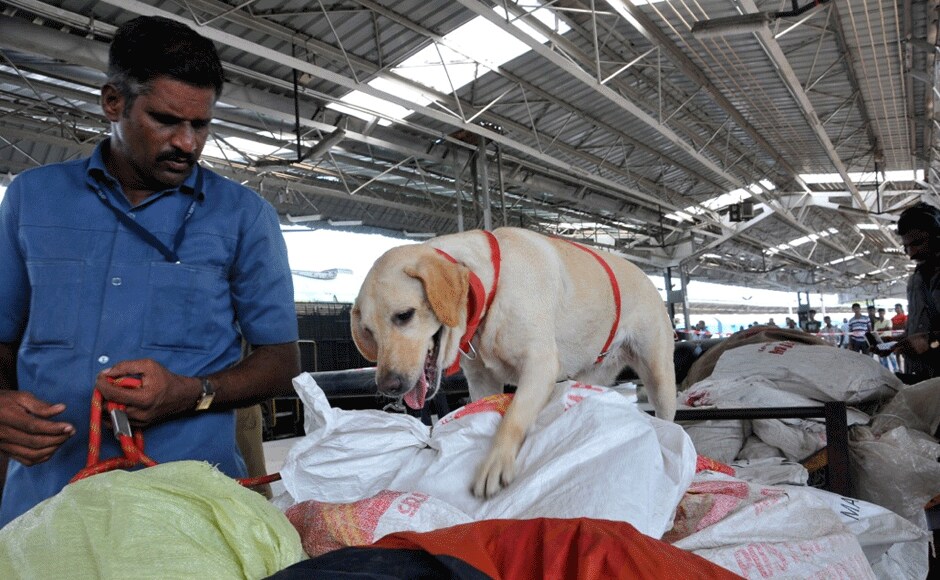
[0,0,936,296]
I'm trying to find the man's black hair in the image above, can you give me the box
[897,202,940,237]
[107,15,224,99]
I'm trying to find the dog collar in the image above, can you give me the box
[435,230,501,375]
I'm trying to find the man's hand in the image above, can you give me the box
[892,333,931,356]
[96,359,200,428]
[0,390,75,465]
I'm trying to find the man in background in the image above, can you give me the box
[803,309,821,334]
[847,303,872,354]
[893,203,940,378]
[873,308,898,372]
[820,315,844,347]
[890,303,908,372]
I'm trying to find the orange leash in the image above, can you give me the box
[69,376,280,487]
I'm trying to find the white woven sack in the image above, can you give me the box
[709,342,901,404]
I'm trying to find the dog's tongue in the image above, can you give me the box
[404,373,428,410]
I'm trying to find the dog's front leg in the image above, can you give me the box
[473,360,556,498]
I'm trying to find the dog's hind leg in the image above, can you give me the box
[623,336,677,422]
[472,353,557,498]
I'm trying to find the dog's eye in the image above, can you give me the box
[394,309,415,325]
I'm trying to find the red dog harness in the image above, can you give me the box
[434,232,622,375]
[560,239,623,363]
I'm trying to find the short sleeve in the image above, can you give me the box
[229,198,298,345]
[0,179,29,343]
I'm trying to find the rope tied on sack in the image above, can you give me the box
[70,376,280,487]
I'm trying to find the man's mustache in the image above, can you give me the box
[157,151,195,165]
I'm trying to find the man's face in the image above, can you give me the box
[102,76,215,193]
[901,228,933,263]
[852,305,861,315]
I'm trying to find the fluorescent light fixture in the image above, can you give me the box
[403,231,437,238]
[690,1,831,40]
[691,12,772,39]
[799,169,925,184]
[856,223,880,230]
[328,219,363,227]
[765,228,838,255]
[665,181,773,222]
[286,213,323,223]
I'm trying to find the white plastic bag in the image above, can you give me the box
[668,472,876,579]
[849,425,940,524]
[279,374,697,540]
[708,341,901,405]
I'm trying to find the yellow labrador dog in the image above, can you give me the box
[351,227,676,497]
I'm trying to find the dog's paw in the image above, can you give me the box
[472,447,517,498]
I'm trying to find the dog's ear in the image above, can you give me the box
[350,301,378,362]
[405,252,469,328]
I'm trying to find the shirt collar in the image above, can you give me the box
[86,138,206,202]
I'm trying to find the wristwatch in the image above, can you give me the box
[195,377,216,411]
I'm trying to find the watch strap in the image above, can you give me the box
[195,377,216,411]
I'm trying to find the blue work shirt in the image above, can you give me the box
[0,140,298,527]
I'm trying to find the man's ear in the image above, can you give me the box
[405,252,469,328]
[100,84,125,122]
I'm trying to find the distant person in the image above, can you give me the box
[784,317,800,331]
[692,320,712,340]
[803,309,821,334]
[890,303,908,372]
[890,303,907,336]
[867,305,878,329]
[892,203,940,378]
[847,303,872,354]
[873,308,897,372]
[767,318,778,327]
[840,318,851,349]
[820,316,844,347]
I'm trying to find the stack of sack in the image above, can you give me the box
[273,373,927,579]
[679,340,940,578]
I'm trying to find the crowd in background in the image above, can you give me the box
[678,301,908,372]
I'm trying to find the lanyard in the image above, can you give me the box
[93,172,201,264]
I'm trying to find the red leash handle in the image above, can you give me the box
[70,376,157,483]
[69,376,280,487]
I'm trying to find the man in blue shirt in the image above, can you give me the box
[0,16,300,526]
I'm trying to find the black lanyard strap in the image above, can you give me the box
[93,176,200,263]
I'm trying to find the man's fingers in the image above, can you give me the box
[0,439,64,466]
[0,395,74,436]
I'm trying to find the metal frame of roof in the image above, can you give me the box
[0,0,938,297]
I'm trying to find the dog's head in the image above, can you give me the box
[351,244,470,409]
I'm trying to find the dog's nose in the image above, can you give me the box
[376,373,408,396]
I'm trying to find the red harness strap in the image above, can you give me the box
[435,230,501,376]
[561,240,622,363]
[70,376,280,487]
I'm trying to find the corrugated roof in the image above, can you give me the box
[0,0,936,296]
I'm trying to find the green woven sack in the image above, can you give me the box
[0,461,305,579]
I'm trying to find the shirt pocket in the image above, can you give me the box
[142,262,226,352]
[25,260,83,347]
